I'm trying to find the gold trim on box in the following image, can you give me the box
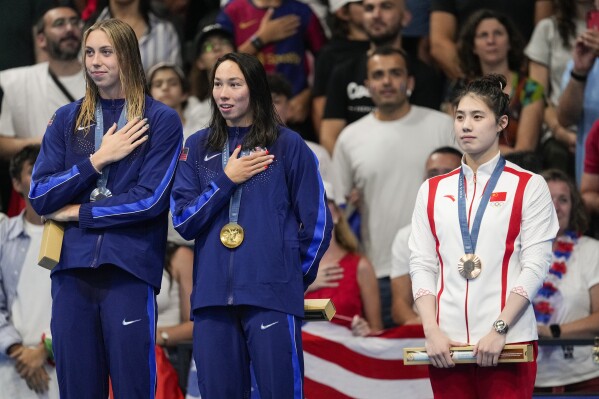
[304,299,336,321]
[403,344,534,365]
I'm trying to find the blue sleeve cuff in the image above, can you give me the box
[79,203,94,229]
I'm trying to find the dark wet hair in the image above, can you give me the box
[208,52,281,151]
[452,73,511,124]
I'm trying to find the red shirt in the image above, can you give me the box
[584,119,599,174]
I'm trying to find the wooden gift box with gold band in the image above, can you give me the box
[403,344,534,365]
[304,299,336,321]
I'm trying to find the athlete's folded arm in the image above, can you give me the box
[29,110,102,215]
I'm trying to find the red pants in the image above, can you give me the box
[428,341,538,399]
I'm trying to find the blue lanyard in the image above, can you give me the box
[457,157,505,255]
[222,139,243,224]
[94,101,127,189]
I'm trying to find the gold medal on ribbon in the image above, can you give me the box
[458,254,482,279]
[220,222,244,248]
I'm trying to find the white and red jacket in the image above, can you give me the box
[409,153,558,344]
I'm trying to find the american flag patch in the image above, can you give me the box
[179,147,189,161]
[490,192,507,202]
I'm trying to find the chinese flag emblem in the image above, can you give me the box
[490,192,507,202]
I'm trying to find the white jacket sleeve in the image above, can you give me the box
[409,181,439,299]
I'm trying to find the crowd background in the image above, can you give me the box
[1,0,599,397]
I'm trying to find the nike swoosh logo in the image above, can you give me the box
[260,321,279,330]
[204,153,221,161]
[239,20,257,30]
[77,124,96,131]
[122,318,142,326]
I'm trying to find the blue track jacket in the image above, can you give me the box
[170,126,332,318]
[29,96,183,289]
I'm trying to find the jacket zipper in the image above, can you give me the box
[90,234,103,268]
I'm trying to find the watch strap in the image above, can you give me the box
[549,324,561,338]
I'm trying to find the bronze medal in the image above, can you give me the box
[458,254,482,279]
[220,222,244,248]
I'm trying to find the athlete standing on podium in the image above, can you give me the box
[29,19,182,398]
[171,52,332,398]
[409,74,558,398]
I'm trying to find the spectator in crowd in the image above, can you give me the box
[390,146,462,326]
[526,0,594,175]
[189,23,236,129]
[410,73,558,398]
[267,72,334,182]
[333,46,455,328]
[170,52,331,398]
[582,119,599,217]
[429,0,553,80]
[557,0,599,185]
[533,169,599,393]
[90,0,182,72]
[216,0,327,126]
[0,5,85,161]
[153,243,194,399]
[312,0,369,134]
[320,0,444,154]
[306,181,382,336]
[0,0,54,69]
[29,19,182,397]
[0,5,86,217]
[148,62,205,140]
[455,9,544,156]
[0,145,58,399]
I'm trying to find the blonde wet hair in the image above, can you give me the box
[76,19,146,134]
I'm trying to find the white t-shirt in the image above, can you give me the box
[333,106,455,278]
[535,236,599,387]
[390,224,412,279]
[0,63,85,139]
[156,270,181,328]
[524,17,586,106]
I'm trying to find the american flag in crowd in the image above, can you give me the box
[187,322,432,398]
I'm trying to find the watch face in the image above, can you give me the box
[494,320,507,333]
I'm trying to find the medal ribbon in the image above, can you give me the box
[222,139,243,225]
[94,101,127,191]
[458,156,505,255]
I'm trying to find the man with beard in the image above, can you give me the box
[332,47,454,328]
[0,6,85,161]
[319,0,444,154]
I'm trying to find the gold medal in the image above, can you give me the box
[220,223,244,248]
[458,254,482,279]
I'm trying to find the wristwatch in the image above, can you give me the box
[493,320,509,335]
[251,35,265,51]
[549,324,561,338]
[160,330,169,346]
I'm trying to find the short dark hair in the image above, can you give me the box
[10,145,40,181]
[267,73,293,99]
[541,168,589,234]
[367,45,412,76]
[430,146,462,159]
[34,4,80,35]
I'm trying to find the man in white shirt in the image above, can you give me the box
[0,5,85,161]
[390,146,462,326]
[333,46,455,327]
